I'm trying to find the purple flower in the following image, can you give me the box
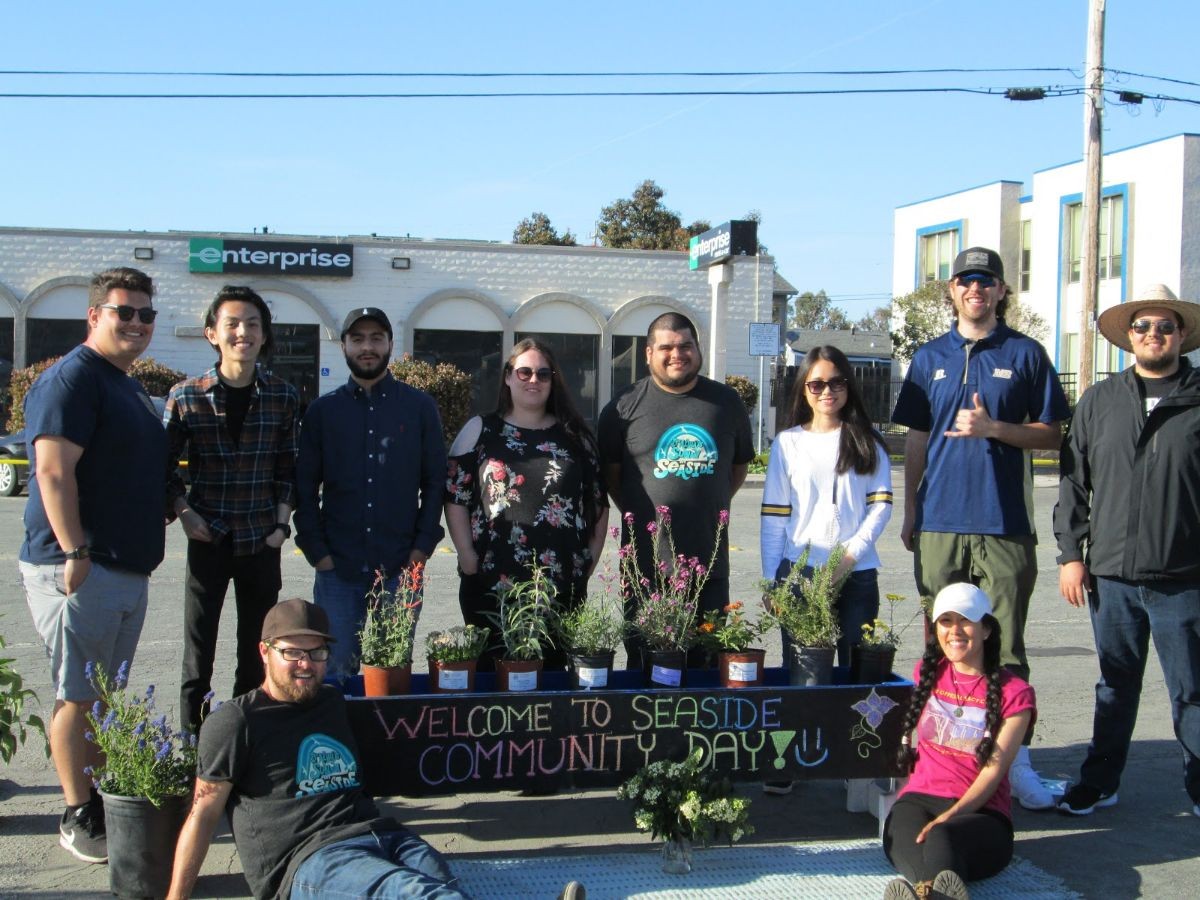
[100,710,116,732]
[609,526,620,539]
[85,661,96,682]
[646,522,658,535]
[133,720,147,736]
[84,731,95,742]
[115,660,130,689]
[623,511,634,526]
[656,505,672,525]
[91,700,102,720]
[851,689,900,730]
[83,765,94,776]
[718,509,730,525]
[202,690,216,703]
[145,684,155,697]
[155,741,172,761]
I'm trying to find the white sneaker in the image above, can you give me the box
[1009,758,1055,810]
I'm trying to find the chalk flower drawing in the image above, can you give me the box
[850,688,900,758]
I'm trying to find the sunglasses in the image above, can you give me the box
[98,303,158,324]
[805,377,849,395]
[1130,318,1177,336]
[513,366,554,382]
[268,643,330,662]
[956,273,997,288]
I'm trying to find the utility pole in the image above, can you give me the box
[1078,0,1106,393]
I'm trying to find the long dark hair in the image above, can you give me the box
[896,614,1004,771]
[787,346,883,475]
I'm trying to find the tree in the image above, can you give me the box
[855,305,893,333]
[790,290,851,330]
[512,212,577,247]
[596,180,709,251]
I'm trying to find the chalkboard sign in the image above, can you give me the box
[346,668,911,796]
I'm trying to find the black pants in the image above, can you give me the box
[622,576,730,671]
[181,538,281,731]
[883,792,1013,884]
[457,570,584,672]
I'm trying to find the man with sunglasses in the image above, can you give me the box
[19,267,168,863]
[893,247,1069,810]
[164,286,299,733]
[168,598,472,899]
[1054,284,1200,819]
[295,308,446,678]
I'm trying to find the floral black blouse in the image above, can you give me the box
[446,414,606,601]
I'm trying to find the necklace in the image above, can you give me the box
[948,666,985,718]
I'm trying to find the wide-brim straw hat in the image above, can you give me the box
[1097,284,1200,353]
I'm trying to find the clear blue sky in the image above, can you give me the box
[3,1,1197,320]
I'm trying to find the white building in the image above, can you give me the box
[0,226,780,426]
[893,132,1200,386]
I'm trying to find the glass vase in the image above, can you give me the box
[661,836,693,874]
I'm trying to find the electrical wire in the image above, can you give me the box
[0,66,1080,78]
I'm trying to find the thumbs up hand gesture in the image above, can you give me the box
[945,392,996,439]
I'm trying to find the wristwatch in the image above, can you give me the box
[65,545,90,560]
[273,523,292,539]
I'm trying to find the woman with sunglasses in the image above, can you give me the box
[761,345,893,674]
[445,338,608,670]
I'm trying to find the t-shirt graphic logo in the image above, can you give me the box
[294,734,361,797]
[653,424,718,480]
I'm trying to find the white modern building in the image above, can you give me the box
[0,227,782,426]
[893,132,1200,387]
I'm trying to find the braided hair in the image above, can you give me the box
[896,613,1004,772]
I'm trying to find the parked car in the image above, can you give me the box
[0,429,28,497]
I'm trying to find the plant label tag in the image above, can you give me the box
[651,665,682,687]
[506,670,539,692]
[728,661,758,682]
[438,668,469,690]
[577,666,608,688]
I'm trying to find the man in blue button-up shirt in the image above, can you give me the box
[294,308,446,676]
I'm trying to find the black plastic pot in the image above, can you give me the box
[101,791,188,899]
[567,650,616,689]
[788,644,836,686]
[640,648,687,688]
[850,644,897,684]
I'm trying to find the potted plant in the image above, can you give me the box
[696,601,774,687]
[620,506,727,688]
[1,627,48,765]
[761,544,848,686]
[485,565,557,692]
[425,625,490,694]
[84,661,197,899]
[617,749,753,874]
[557,578,626,690]
[357,562,424,697]
[851,592,917,684]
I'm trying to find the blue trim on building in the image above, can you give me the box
[913,220,964,289]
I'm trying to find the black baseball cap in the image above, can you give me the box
[341,307,393,340]
[951,247,1004,281]
[261,598,336,643]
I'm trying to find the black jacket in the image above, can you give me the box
[1054,359,1200,581]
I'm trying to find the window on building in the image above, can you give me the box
[515,332,600,424]
[266,325,320,415]
[611,335,648,399]
[26,319,87,366]
[1067,195,1124,283]
[412,328,504,419]
[1019,220,1032,293]
[920,229,958,283]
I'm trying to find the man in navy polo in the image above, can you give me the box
[892,246,1069,810]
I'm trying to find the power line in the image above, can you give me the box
[1105,68,1200,90]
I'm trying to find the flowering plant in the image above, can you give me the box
[696,601,775,654]
[860,592,919,649]
[84,661,196,807]
[358,562,424,668]
[558,574,627,655]
[619,506,727,652]
[617,750,753,845]
[485,564,557,661]
[425,625,491,663]
[760,543,847,649]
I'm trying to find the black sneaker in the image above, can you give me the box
[59,800,107,863]
[1057,783,1118,816]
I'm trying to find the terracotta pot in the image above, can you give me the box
[850,644,897,684]
[361,663,412,697]
[496,657,543,692]
[788,644,835,686]
[567,650,616,689]
[640,648,687,689]
[718,649,765,687]
[427,657,478,693]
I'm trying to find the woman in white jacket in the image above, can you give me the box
[761,345,893,667]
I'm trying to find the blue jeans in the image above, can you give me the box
[775,560,879,667]
[1080,577,1200,804]
[291,828,470,899]
[313,570,401,680]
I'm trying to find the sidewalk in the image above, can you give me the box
[1,468,1196,898]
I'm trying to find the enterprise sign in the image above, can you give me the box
[189,238,354,277]
[688,220,758,270]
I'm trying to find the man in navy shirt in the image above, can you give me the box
[892,247,1069,810]
[20,267,167,863]
[294,308,446,677]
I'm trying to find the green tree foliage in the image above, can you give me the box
[512,212,577,246]
[389,354,472,447]
[596,180,709,251]
[791,290,851,330]
[855,304,893,333]
[724,374,759,413]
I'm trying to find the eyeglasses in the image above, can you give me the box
[1130,318,1177,336]
[805,377,849,395]
[513,366,554,382]
[98,304,158,324]
[268,643,330,662]
[956,274,997,288]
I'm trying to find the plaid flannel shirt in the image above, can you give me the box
[165,367,299,556]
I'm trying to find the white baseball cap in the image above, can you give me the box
[931,583,992,623]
